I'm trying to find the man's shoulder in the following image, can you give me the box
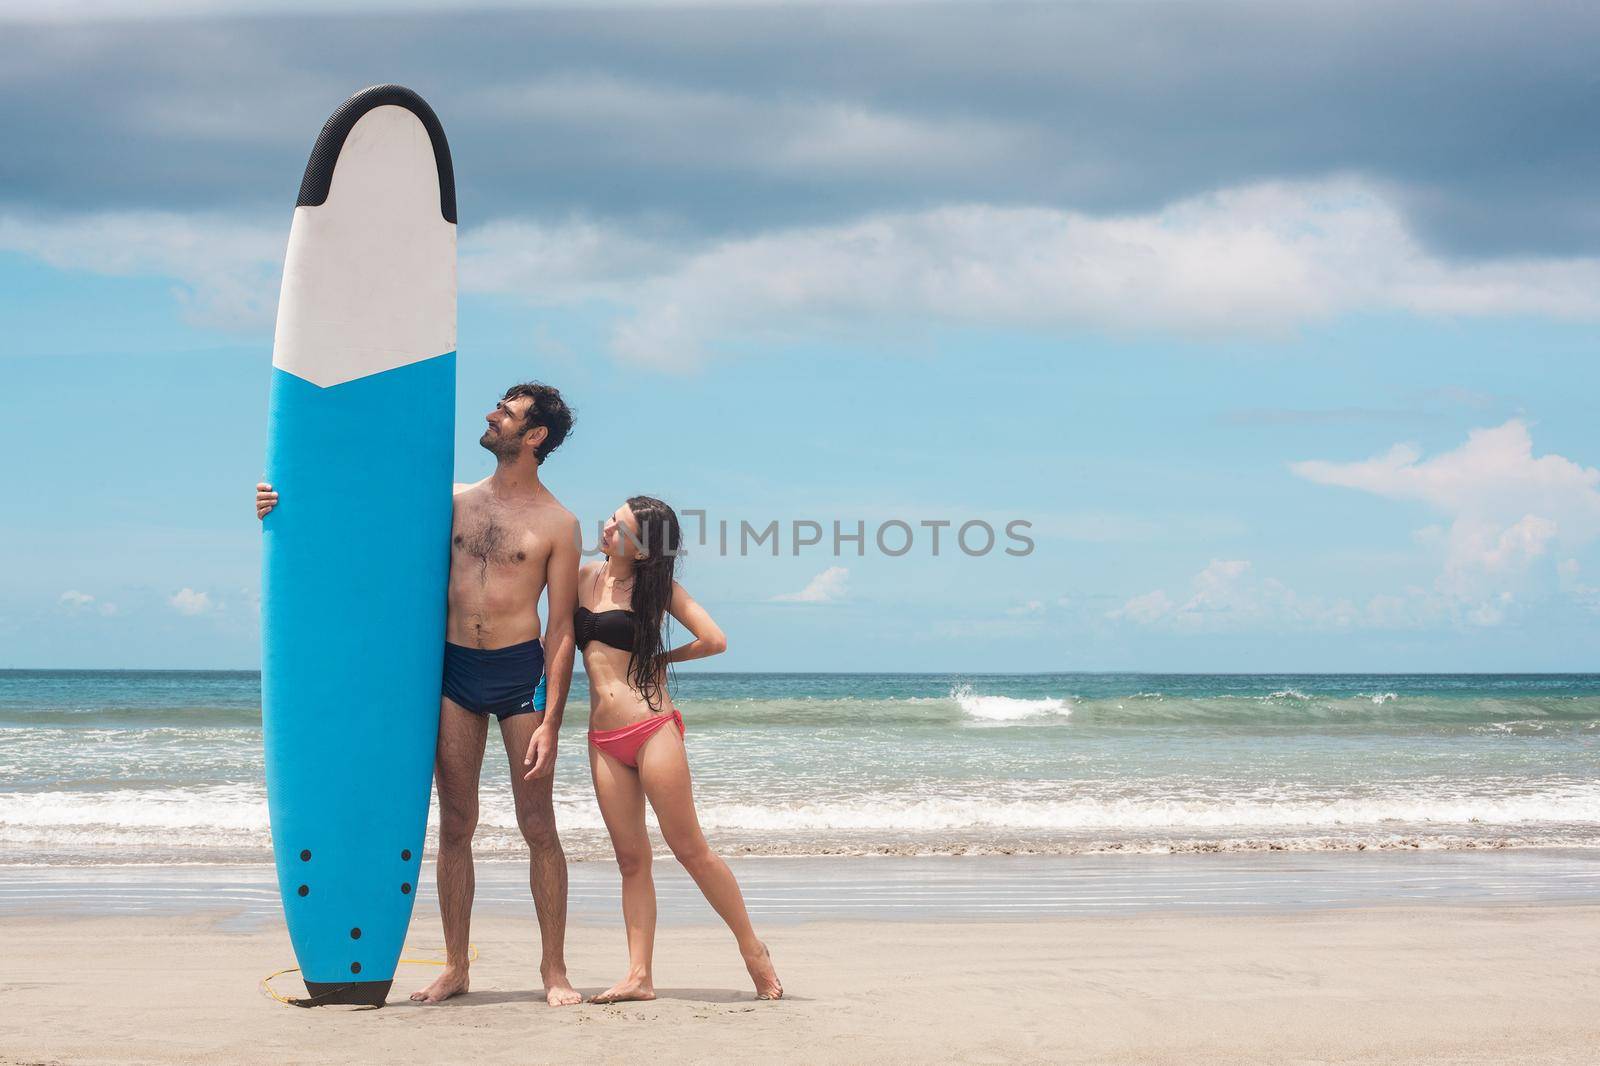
[536,497,580,533]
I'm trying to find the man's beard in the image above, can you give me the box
[480,427,523,461]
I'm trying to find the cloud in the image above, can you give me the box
[21,178,1600,356]
[644,181,1600,365]
[464,73,1026,184]
[58,589,118,616]
[0,211,283,330]
[459,216,680,301]
[1005,599,1045,618]
[1112,589,1175,626]
[1559,559,1600,615]
[1115,423,1600,633]
[8,3,1600,358]
[60,590,115,615]
[4,5,1599,259]
[467,180,1600,368]
[1109,560,1364,632]
[168,587,214,615]
[6,0,959,16]
[771,566,848,604]
[1292,420,1600,618]
[1291,421,1600,522]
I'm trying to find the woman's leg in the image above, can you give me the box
[588,742,658,1003]
[635,724,783,999]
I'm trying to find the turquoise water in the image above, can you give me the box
[3,671,1598,865]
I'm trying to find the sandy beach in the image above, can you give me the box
[2,898,1598,1065]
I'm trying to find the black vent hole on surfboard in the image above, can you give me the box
[401,882,412,894]
[351,927,362,940]
[351,962,362,975]
[300,849,311,861]
[401,849,412,861]
[297,884,309,897]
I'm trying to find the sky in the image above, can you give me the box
[3,0,1599,671]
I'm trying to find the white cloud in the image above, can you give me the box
[1117,423,1600,633]
[771,566,849,604]
[1558,559,1600,615]
[1109,560,1362,632]
[465,74,1025,182]
[1112,589,1173,625]
[168,587,214,615]
[598,178,1600,368]
[459,216,679,302]
[1005,599,1046,617]
[1292,420,1600,620]
[58,589,118,616]
[12,178,1600,361]
[6,0,952,18]
[0,211,283,330]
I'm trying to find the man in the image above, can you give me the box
[257,382,583,1007]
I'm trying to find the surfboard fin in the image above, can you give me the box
[297,979,393,1008]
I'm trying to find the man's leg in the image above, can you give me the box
[499,712,582,1006]
[411,696,487,1004]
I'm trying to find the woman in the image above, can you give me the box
[567,495,782,1003]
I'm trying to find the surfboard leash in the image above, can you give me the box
[261,945,480,1008]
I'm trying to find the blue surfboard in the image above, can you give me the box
[262,85,456,1007]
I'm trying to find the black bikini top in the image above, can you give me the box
[576,606,636,652]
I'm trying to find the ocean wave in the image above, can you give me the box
[7,782,1598,843]
[6,692,1600,733]
[690,790,1600,832]
[950,684,1072,723]
[674,690,1600,731]
[8,828,1600,866]
[0,706,262,729]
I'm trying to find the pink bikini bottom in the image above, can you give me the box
[588,708,684,768]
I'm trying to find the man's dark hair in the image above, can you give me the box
[503,382,575,462]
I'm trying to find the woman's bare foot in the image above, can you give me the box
[743,942,783,1000]
[590,974,656,1004]
[543,967,584,1007]
[410,965,470,1004]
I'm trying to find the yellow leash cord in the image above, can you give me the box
[261,945,479,1007]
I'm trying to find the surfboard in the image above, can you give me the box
[261,85,456,1007]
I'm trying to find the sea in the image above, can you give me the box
[3,671,1598,867]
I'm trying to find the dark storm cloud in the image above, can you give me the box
[3,1,1597,256]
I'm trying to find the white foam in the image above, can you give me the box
[0,787,268,831]
[950,684,1072,722]
[7,782,1600,853]
[688,787,1600,833]
[0,785,610,840]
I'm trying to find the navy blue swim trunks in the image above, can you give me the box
[442,638,546,720]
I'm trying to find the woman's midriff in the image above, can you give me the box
[582,645,672,731]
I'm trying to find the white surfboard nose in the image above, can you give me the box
[272,95,457,389]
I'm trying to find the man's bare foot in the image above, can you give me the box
[590,974,655,1004]
[743,942,783,1000]
[410,965,470,1004]
[542,967,583,1007]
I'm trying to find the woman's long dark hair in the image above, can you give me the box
[622,495,681,711]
